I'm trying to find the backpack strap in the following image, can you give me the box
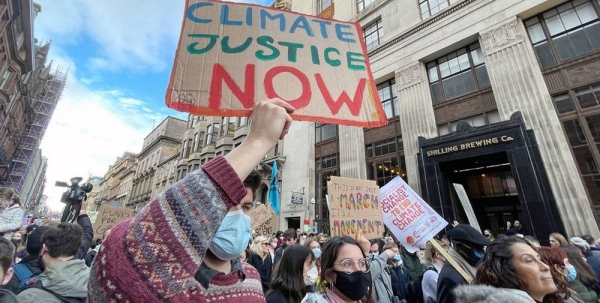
[23,279,85,303]
[12,264,33,283]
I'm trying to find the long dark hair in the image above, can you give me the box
[561,246,600,286]
[268,244,313,303]
[475,236,532,288]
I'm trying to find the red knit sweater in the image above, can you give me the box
[87,157,266,302]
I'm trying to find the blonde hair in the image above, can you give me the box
[0,187,21,207]
[550,232,570,247]
[425,239,449,266]
[382,242,398,251]
[250,235,269,258]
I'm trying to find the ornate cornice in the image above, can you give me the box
[480,19,524,55]
[396,63,423,90]
[368,0,477,56]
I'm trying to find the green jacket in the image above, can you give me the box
[17,259,90,303]
[401,249,426,281]
[569,277,598,303]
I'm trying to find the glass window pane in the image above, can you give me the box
[576,2,598,23]
[488,110,501,124]
[439,60,451,78]
[383,100,393,118]
[586,114,600,143]
[471,48,485,66]
[546,14,566,35]
[552,94,575,114]
[585,22,600,51]
[534,42,557,68]
[429,67,439,83]
[438,124,449,136]
[560,8,582,30]
[393,98,400,117]
[431,82,443,103]
[458,53,470,70]
[554,32,578,61]
[576,84,600,109]
[583,176,600,207]
[442,70,476,100]
[420,2,430,18]
[527,23,547,44]
[573,145,598,174]
[562,119,588,146]
[475,65,491,88]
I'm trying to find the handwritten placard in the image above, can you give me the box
[250,204,272,231]
[92,205,135,240]
[380,177,447,253]
[166,0,387,128]
[256,214,277,236]
[327,177,383,240]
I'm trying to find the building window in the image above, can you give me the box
[196,131,205,151]
[206,124,219,144]
[316,123,338,143]
[357,0,376,12]
[419,0,459,19]
[317,0,333,13]
[378,79,398,118]
[221,117,237,136]
[363,19,383,52]
[575,83,600,109]
[437,110,499,136]
[525,0,600,69]
[238,117,248,128]
[427,42,491,103]
[315,154,338,235]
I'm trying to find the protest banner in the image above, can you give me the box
[380,176,448,253]
[166,0,387,128]
[453,183,481,232]
[327,177,383,240]
[250,204,272,231]
[92,205,135,240]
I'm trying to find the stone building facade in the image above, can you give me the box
[128,116,186,210]
[287,0,600,240]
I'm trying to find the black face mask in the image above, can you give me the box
[332,270,369,301]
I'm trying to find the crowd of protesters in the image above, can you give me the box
[0,100,599,303]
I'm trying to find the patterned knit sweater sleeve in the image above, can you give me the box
[88,156,248,302]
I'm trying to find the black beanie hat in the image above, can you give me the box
[26,226,49,256]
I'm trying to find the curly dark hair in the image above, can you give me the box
[474,236,532,288]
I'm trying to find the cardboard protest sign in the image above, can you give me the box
[166,0,387,128]
[92,205,135,240]
[250,204,272,231]
[256,214,277,236]
[327,177,383,240]
[381,177,448,253]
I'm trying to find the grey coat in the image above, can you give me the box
[370,253,394,303]
[453,285,535,303]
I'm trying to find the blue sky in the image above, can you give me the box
[36,0,271,211]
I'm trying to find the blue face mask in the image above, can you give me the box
[566,265,577,282]
[312,248,322,259]
[470,248,485,265]
[209,210,251,261]
[369,252,379,260]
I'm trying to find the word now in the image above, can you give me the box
[338,192,379,211]
[331,219,383,237]
[205,63,368,116]
[187,2,356,43]
[187,35,365,70]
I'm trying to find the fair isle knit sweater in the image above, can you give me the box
[88,157,266,303]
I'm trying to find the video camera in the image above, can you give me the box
[55,177,93,204]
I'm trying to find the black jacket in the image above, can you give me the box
[273,244,287,266]
[436,261,468,303]
[247,251,273,293]
[85,250,97,267]
[4,255,42,294]
[75,214,93,260]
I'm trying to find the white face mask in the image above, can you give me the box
[304,265,318,285]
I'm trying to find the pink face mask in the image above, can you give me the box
[271,243,278,249]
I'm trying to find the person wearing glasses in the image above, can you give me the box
[302,231,376,303]
[247,235,273,293]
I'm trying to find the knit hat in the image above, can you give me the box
[570,237,590,251]
[447,224,490,247]
[25,224,37,234]
[26,226,49,256]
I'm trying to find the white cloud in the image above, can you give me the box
[39,75,173,211]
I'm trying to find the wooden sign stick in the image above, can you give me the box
[429,239,473,284]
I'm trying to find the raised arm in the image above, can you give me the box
[88,99,294,302]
